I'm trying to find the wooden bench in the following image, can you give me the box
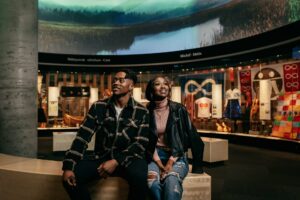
[0,153,211,200]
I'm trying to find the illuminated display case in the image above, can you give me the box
[38,71,113,128]
[38,57,300,142]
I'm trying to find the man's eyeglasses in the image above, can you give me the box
[113,77,127,83]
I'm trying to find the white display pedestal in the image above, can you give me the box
[188,137,228,163]
[53,132,95,151]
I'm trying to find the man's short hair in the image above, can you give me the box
[117,69,137,84]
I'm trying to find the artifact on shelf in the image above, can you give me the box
[215,122,231,132]
[216,122,223,132]
[63,114,84,127]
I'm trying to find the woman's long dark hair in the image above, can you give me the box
[145,76,172,102]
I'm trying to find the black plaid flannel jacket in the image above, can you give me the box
[62,97,150,171]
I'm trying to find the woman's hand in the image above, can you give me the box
[155,160,165,171]
[161,159,174,180]
[164,159,174,173]
[155,160,166,179]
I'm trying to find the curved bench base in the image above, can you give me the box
[0,153,211,200]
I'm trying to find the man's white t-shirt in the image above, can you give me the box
[114,105,124,119]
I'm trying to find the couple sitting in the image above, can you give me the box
[62,69,204,200]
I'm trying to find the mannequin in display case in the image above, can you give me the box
[223,82,242,131]
[224,82,242,119]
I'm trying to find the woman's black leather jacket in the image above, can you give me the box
[147,100,204,173]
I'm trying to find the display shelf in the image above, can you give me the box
[197,129,300,153]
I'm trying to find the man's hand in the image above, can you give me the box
[97,159,119,178]
[62,170,76,186]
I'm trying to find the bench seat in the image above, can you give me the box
[0,153,211,200]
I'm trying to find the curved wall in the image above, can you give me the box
[39,21,300,68]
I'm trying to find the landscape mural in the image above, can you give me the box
[38,0,300,55]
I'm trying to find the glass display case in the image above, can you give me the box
[38,58,300,141]
[136,60,299,142]
[38,72,113,128]
[177,62,299,141]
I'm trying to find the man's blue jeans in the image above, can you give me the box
[148,148,189,200]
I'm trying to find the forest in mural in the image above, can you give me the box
[38,0,300,55]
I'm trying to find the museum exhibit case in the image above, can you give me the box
[37,58,300,138]
[37,0,300,152]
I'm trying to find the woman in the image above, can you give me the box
[146,76,204,200]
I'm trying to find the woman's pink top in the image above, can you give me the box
[153,98,177,162]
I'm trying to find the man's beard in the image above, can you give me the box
[113,90,131,98]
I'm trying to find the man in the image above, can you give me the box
[62,69,150,200]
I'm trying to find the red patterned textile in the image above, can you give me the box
[184,94,195,119]
[239,69,252,103]
[283,62,300,92]
[229,68,235,82]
